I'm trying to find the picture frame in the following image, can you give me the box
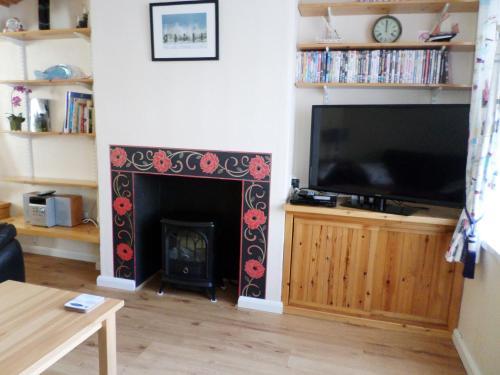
[149,0,219,61]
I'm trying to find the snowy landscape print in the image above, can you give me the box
[162,13,208,49]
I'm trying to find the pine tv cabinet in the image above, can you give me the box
[282,203,463,335]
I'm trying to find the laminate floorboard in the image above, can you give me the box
[19,254,465,374]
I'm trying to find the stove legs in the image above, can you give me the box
[209,286,217,303]
[157,281,166,296]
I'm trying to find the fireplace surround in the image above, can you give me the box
[110,145,271,299]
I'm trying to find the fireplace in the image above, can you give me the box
[159,218,216,302]
[110,145,272,299]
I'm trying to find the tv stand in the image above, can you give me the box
[343,195,419,216]
[282,203,463,333]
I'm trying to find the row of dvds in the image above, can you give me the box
[296,49,449,84]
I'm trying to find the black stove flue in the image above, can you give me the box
[159,218,216,302]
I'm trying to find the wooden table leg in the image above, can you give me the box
[98,314,117,375]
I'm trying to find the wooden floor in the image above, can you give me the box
[21,254,465,374]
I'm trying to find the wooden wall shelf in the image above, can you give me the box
[0,216,99,244]
[299,0,479,17]
[0,0,22,8]
[0,28,91,41]
[297,41,475,52]
[0,130,95,137]
[0,78,93,86]
[296,82,472,90]
[2,177,98,189]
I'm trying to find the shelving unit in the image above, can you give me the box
[299,0,479,17]
[2,176,98,189]
[0,20,98,245]
[0,78,93,86]
[296,82,471,89]
[1,216,99,244]
[0,130,95,137]
[298,41,475,52]
[296,0,478,96]
[0,27,91,41]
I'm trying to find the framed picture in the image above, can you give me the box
[150,0,219,61]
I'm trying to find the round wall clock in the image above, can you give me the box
[372,15,402,43]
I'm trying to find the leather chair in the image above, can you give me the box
[0,223,25,283]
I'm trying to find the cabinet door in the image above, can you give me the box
[370,228,456,325]
[288,217,373,313]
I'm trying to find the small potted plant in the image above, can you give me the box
[7,85,31,131]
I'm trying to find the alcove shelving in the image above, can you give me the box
[298,41,475,52]
[0,130,95,137]
[296,82,471,89]
[0,27,90,41]
[296,0,478,91]
[299,0,479,17]
[1,176,98,189]
[0,78,93,86]
[1,216,99,244]
[0,20,98,244]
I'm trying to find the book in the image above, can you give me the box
[64,294,105,313]
[64,91,93,133]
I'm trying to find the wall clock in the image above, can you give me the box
[372,15,402,43]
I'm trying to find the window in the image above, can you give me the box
[481,187,500,255]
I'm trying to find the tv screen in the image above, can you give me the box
[309,104,469,207]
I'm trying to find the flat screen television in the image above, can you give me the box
[309,104,469,208]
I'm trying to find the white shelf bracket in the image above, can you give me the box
[73,31,90,42]
[320,6,341,42]
[76,81,93,89]
[0,35,25,46]
[431,87,442,104]
[323,85,330,105]
[430,3,451,36]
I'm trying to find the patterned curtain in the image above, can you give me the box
[446,0,500,278]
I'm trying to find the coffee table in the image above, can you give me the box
[0,280,124,374]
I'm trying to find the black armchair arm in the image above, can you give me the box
[0,224,17,249]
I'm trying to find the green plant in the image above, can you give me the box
[6,85,31,131]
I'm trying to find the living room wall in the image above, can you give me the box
[91,0,296,304]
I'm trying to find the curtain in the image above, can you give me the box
[446,0,500,278]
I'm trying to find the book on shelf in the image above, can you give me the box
[64,91,95,134]
[296,49,449,85]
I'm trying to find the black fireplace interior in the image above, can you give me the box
[133,174,242,291]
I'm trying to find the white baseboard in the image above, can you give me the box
[23,245,98,264]
[96,275,136,291]
[452,329,482,375]
[237,296,283,314]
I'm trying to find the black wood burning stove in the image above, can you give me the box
[159,218,216,302]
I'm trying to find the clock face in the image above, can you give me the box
[372,16,402,43]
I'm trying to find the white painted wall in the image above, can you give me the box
[455,250,500,375]
[0,0,98,263]
[91,0,296,302]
